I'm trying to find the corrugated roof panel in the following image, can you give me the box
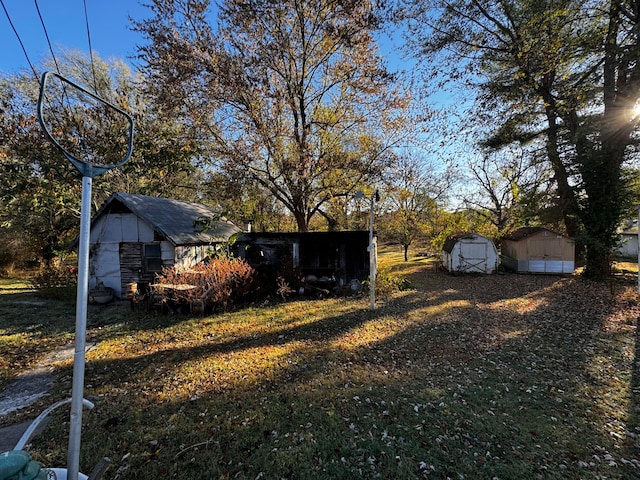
[99,193,241,246]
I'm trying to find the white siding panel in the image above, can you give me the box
[137,217,155,242]
[460,241,486,260]
[90,242,122,297]
[174,245,197,267]
[161,241,174,260]
[121,214,141,242]
[545,261,563,274]
[528,260,545,273]
[89,217,106,243]
[161,241,175,270]
[100,214,123,242]
[617,235,638,259]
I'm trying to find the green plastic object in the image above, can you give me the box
[0,450,49,480]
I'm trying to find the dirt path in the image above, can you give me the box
[0,342,95,452]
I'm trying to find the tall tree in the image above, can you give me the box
[0,72,81,266]
[134,0,408,231]
[463,148,551,236]
[402,0,640,279]
[0,52,201,267]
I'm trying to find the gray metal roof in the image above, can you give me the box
[502,226,567,242]
[96,192,241,246]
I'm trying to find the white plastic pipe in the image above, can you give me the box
[369,194,376,310]
[14,398,94,451]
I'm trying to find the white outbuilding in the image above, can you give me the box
[75,192,241,299]
[441,233,499,274]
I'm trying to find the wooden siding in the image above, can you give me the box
[501,229,574,274]
[119,242,142,298]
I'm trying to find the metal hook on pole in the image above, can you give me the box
[37,71,133,480]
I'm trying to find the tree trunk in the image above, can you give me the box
[294,210,309,232]
[543,105,580,239]
[580,1,633,280]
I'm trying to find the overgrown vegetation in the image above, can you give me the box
[373,265,412,299]
[30,264,77,300]
[1,250,638,479]
[152,257,256,313]
[150,256,406,308]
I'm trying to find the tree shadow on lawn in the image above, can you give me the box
[0,290,78,394]
[17,266,640,478]
[29,271,640,478]
[0,290,76,337]
[375,272,640,478]
[625,289,640,468]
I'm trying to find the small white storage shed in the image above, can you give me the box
[616,220,638,259]
[442,233,498,274]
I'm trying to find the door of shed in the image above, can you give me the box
[528,237,564,273]
[459,240,489,273]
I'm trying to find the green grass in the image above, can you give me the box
[1,250,640,479]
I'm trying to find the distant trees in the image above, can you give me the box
[403,0,640,279]
[378,154,451,260]
[462,149,551,237]
[134,0,409,232]
[0,69,82,267]
[9,0,640,281]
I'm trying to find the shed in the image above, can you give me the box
[82,192,241,299]
[441,233,498,274]
[615,220,638,259]
[233,231,371,291]
[501,227,574,274]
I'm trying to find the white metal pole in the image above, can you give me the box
[369,194,375,310]
[67,175,92,480]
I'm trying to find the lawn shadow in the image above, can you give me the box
[0,290,76,336]
[626,303,640,465]
[20,263,640,478]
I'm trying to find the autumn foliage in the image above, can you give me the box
[155,257,256,313]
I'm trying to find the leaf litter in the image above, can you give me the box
[8,260,640,479]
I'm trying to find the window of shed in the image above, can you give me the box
[144,244,163,272]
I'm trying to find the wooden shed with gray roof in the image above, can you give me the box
[84,192,241,299]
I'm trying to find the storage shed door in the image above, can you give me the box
[528,237,563,273]
[459,241,488,272]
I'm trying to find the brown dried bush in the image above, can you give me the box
[155,257,256,312]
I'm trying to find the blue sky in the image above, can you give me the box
[0,1,412,75]
[0,1,149,73]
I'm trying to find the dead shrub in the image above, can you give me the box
[155,257,256,312]
[31,265,77,299]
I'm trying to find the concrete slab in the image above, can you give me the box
[0,418,49,452]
